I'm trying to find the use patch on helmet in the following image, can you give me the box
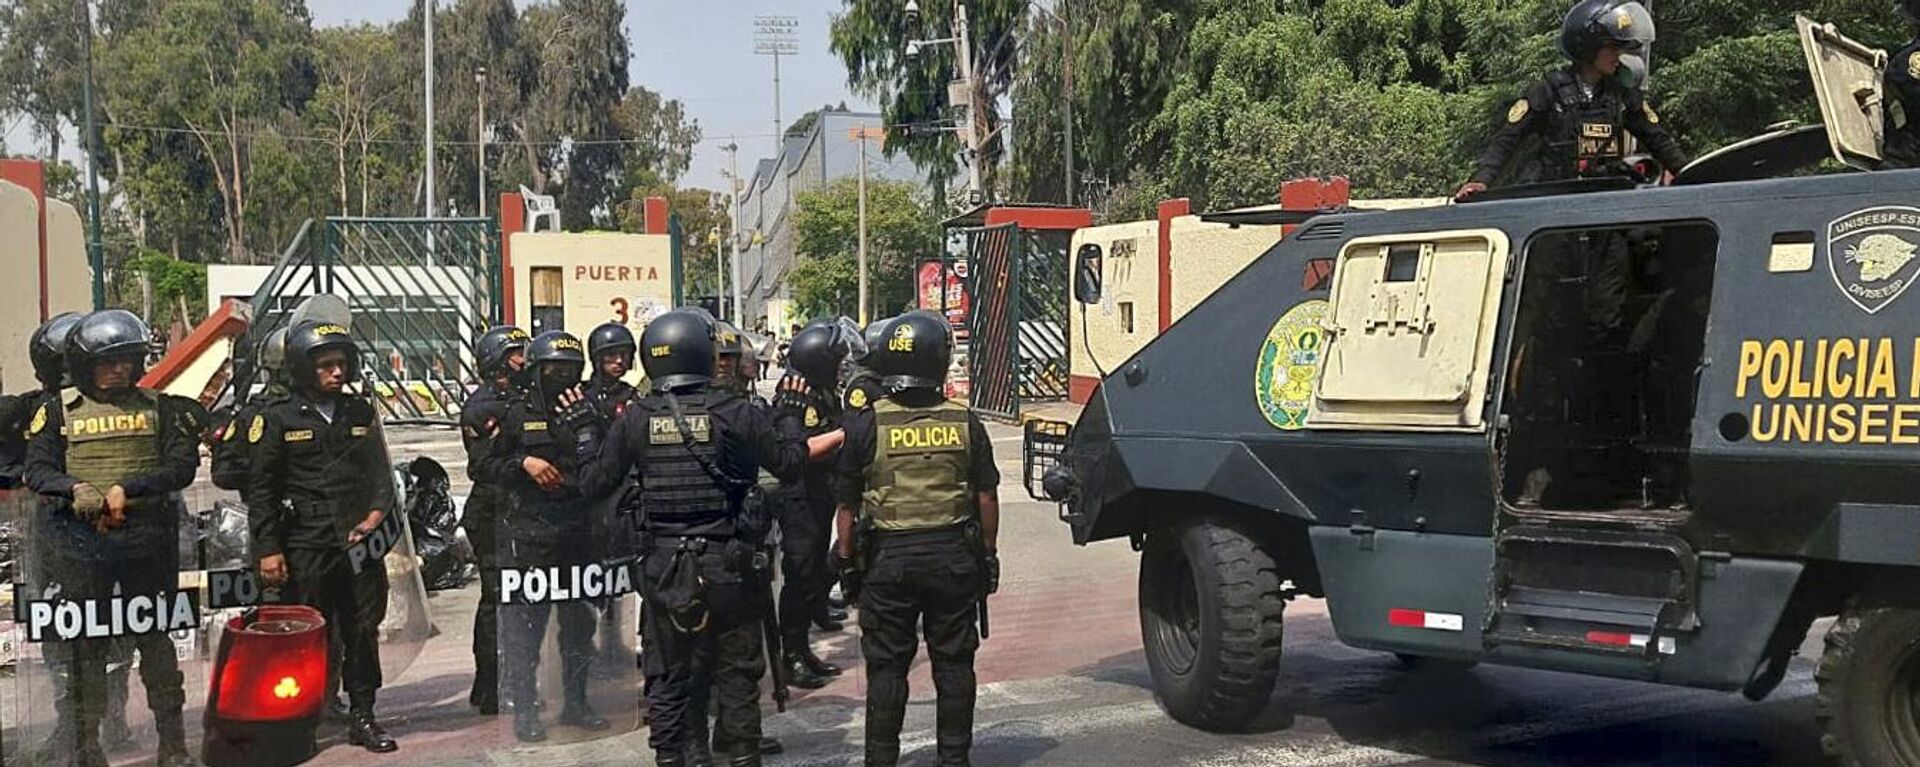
[888,323,915,352]
[649,344,672,358]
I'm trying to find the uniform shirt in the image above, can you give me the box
[573,387,809,539]
[466,388,587,503]
[244,391,396,558]
[25,388,203,502]
[459,380,516,534]
[1886,39,1920,168]
[833,389,1000,510]
[0,388,57,489]
[1470,67,1688,185]
[210,383,286,492]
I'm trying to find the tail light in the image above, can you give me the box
[208,605,328,722]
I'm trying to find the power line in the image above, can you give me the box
[92,120,785,148]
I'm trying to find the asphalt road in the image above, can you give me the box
[329,418,1840,767]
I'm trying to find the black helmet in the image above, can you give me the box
[66,310,152,394]
[588,322,636,364]
[285,320,360,391]
[1558,0,1654,77]
[528,330,586,399]
[641,309,716,392]
[875,311,951,392]
[788,318,866,390]
[476,325,531,378]
[29,312,83,389]
[714,321,746,358]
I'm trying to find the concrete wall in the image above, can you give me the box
[0,181,40,391]
[45,201,90,320]
[506,230,676,338]
[1068,220,1159,387]
[1168,216,1287,318]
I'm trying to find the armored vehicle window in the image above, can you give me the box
[1499,221,1718,513]
[1309,228,1510,430]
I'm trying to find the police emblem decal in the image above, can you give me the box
[1506,99,1528,124]
[1254,300,1328,431]
[1827,206,1920,314]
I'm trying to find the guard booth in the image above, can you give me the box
[948,205,1092,421]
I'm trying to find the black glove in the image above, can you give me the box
[773,373,810,413]
[983,553,1000,596]
[554,390,600,432]
[834,551,864,602]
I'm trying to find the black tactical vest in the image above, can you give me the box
[638,393,734,536]
[1539,70,1630,181]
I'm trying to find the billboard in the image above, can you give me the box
[917,259,969,334]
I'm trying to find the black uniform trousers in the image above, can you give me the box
[776,485,834,647]
[498,532,598,710]
[286,546,388,709]
[858,531,983,767]
[641,544,765,757]
[464,487,503,700]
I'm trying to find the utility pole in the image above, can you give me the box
[1061,0,1074,207]
[79,0,104,310]
[754,16,799,154]
[424,0,437,218]
[724,141,744,325]
[957,3,982,206]
[476,66,487,217]
[849,125,885,325]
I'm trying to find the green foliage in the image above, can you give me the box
[790,177,942,319]
[118,250,208,329]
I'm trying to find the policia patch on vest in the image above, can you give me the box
[64,411,154,438]
[1507,99,1529,124]
[883,421,966,454]
[648,414,711,444]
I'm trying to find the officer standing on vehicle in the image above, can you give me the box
[461,325,531,716]
[25,310,207,767]
[778,320,863,688]
[245,321,399,754]
[567,309,813,767]
[834,311,1000,767]
[583,321,640,670]
[1455,0,1687,200]
[1886,0,1920,166]
[468,330,610,742]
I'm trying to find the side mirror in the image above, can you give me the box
[1074,243,1103,305]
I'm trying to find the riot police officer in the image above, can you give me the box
[211,327,289,492]
[1886,0,1920,166]
[569,309,813,767]
[1,313,82,487]
[1455,0,1687,200]
[841,316,893,415]
[777,320,863,688]
[833,311,1000,767]
[713,321,751,395]
[468,330,611,742]
[25,310,206,767]
[461,325,531,715]
[583,321,641,670]
[245,321,400,754]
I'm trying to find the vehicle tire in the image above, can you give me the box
[1139,516,1285,732]
[1393,653,1479,673]
[1816,601,1920,767]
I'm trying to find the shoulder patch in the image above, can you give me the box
[221,417,237,442]
[28,404,47,437]
[1507,98,1529,124]
[283,429,315,443]
[1909,50,1920,80]
[1643,102,1660,124]
[524,420,548,432]
[847,388,869,410]
[247,414,265,444]
[804,406,820,428]
[350,425,369,437]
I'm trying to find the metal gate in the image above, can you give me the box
[231,217,502,421]
[965,223,1070,421]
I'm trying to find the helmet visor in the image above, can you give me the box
[1601,2,1656,51]
[836,317,869,361]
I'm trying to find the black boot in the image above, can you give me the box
[655,751,688,767]
[684,742,716,767]
[325,695,351,723]
[784,654,829,689]
[102,665,135,753]
[347,710,399,753]
[794,646,842,677]
[725,746,762,767]
[155,710,206,767]
[512,708,548,743]
[758,736,785,755]
[558,699,611,731]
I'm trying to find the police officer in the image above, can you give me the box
[841,316,893,415]
[25,310,206,767]
[1886,0,1920,167]
[568,309,813,767]
[583,321,641,670]
[211,328,290,492]
[1,313,82,487]
[461,325,532,715]
[1455,0,1687,200]
[245,321,399,754]
[777,321,861,688]
[833,311,1000,767]
[468,330,610,742]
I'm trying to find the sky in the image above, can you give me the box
[308,0,875,194]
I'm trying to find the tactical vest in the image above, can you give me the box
[638,394,734,533]
[862,398,971,531]
[1540,70,1629,181]
[64,392,163,508]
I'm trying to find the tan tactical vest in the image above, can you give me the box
[63,392,162,504]
[861,398,971,531]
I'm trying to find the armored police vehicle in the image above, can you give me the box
[1028,19,1920,766]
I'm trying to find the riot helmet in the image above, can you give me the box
[788,317,867,391]
[285,320,360,393]
[527,330,586,402]
[587,322,636,381]
[258,327,290,379]
[713,321,747,389]
[640,309,717,392]
[66,310,152,396]
[875,311,952,392]
[476,325,532,379]
[1559,0,1655,85]
[29,312,83,389]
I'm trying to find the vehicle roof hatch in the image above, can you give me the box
[1798,15,1888,170]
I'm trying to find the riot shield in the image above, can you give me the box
[490,479,642,744]
[2,474,214,767]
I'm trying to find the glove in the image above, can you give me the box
[983,553,1000,596]
[554,394,601,432]
[834,552,864,603]
[773,373,810,413]
[71,482,107,524]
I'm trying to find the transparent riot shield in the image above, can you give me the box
[1,474,214,767]
[490,477,642,745]
[364,418,434,683]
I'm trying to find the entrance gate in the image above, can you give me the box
[964,223,1071,421]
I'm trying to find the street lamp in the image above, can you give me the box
[475,65,488,218]
[904,2,982,204]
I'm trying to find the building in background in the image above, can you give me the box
[733,108,929,327]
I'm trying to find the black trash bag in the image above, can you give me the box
[397,456,476,592]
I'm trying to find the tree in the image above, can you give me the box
[517,0,630,228]
[310,25,407,216]
[0,0,84,157]
[790,177,941,318]
[615,184,729,298]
